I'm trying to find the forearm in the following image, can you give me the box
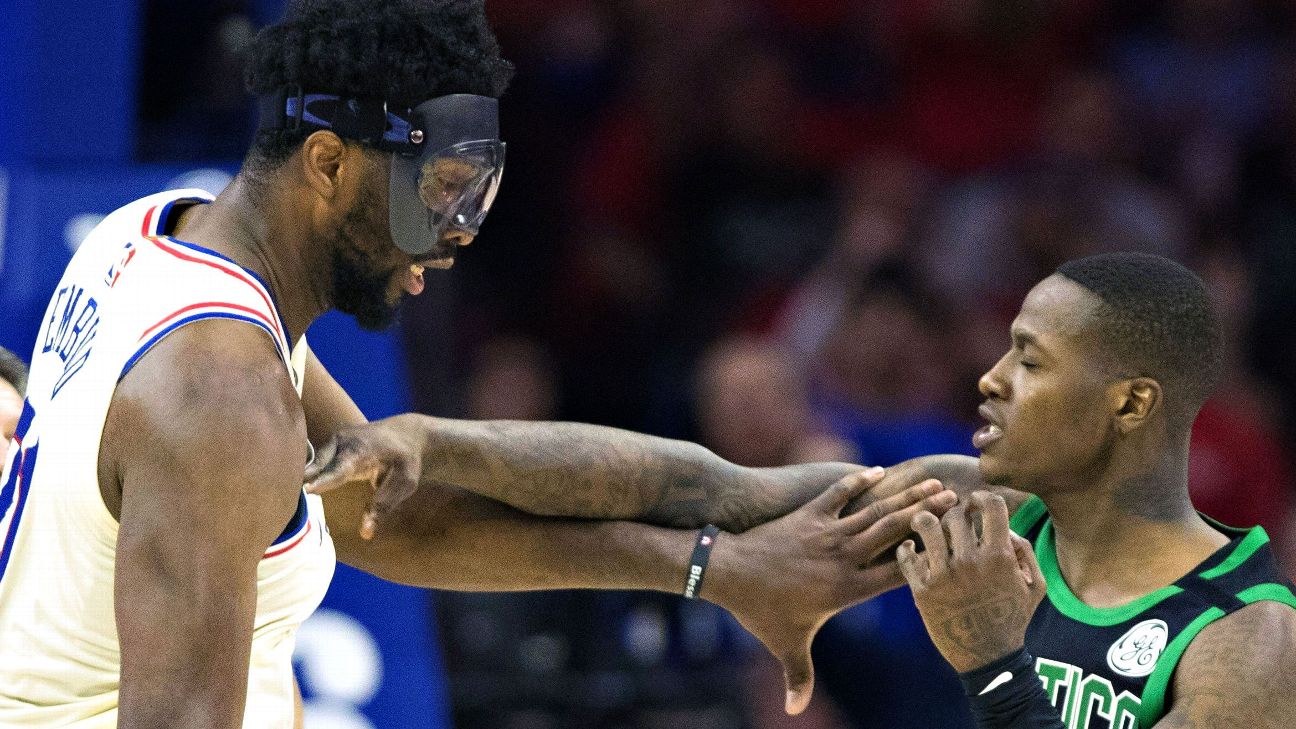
[407,414,858,532]
[340,478,702,592]
[860,454,1029,517]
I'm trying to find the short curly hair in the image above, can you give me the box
[242,0,512,177]
[1056,252,1222,430]
[0,346,27,396]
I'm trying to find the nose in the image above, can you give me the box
[978,352,1011,401]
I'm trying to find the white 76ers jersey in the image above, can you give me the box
[0,189,336,727]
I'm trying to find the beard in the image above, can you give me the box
[330,187,402,331]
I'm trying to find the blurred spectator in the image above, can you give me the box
[695,335,854,467]
[465,336,561,422]
[0,347,26,442]
[919,70,1189,311]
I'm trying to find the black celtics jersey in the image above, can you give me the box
[1009,496,1296,729]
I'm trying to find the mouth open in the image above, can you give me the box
[402,264,427,295]
[974,403,1004,450]
[972,423,1003,450]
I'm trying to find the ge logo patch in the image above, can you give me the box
[1106,619,1169,678]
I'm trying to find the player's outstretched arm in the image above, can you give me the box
[104,323,307,729]
[332,463,955,715]
[305,412,863,536]
[1154,600,1296,728]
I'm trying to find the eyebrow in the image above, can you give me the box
[1011,328,1044,351]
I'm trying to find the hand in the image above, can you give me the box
[706,468,958,715]
[304,414,426,540]
[896,491,1046,673]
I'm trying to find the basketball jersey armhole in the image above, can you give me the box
[1136,583,1296,725]
[119,311,288,382]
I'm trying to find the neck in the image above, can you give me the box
[171,177,332,340]
[1038,432,1229,607]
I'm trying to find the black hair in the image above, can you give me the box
[0,347,27,396]
[241,0,512,179]
[1056,252,1222,429]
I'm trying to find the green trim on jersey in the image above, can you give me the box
[1135,582,1296,725]
[1009,495,1048,535]
[1199,526,1269,579]
[1038,520,1188,626]
[1028,506,1270,628]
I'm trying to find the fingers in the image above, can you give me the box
[973,491,1011,550]
[811,467,885,517]
[302,438,336,484]
[895,539,926,590]
[837,478,943,534]
[780,646,816,715]
[1012,533,1046,593]
[851,560,906,603]
[304,442,379,496]
[359,464,421,541]
[847,488,957,564]
[910,510,949,575]
[945,503,977,557]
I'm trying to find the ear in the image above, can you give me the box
[1112,377,1162,434]
[298,130,348,200]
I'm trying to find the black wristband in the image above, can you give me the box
[958,648,1066,729]
[682,524,720,599]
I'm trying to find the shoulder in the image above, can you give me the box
[1165,598,1296,726]
[108,317,304,472]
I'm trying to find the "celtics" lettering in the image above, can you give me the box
[1036,658,1141,729]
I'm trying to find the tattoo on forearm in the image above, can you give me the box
[425,422,853,533]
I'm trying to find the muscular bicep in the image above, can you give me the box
[1155,601,1296,728]
[106,321,306,728]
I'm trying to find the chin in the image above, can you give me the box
[977,455,1015,488]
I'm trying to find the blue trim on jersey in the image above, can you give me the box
[154,197,212,240]
[159,236,293,344]
[271,491,309,546]
[0,442,38,585]
[119,312,285,382]
[13,400,34,444]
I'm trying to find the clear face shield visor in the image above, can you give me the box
[389,95,505,257]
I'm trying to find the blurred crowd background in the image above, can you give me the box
[15,0,1296,727]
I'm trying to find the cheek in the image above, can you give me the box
[1013,376,1112,459]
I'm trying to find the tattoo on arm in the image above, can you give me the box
[423,420,859,533]
[1157,601,1296,728]
[938,597,1030,661]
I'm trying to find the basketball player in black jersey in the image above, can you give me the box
[896,253,1296,728]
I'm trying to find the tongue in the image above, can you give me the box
[403,268,425,296]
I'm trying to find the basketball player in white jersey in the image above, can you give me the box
[0,1,970,727]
